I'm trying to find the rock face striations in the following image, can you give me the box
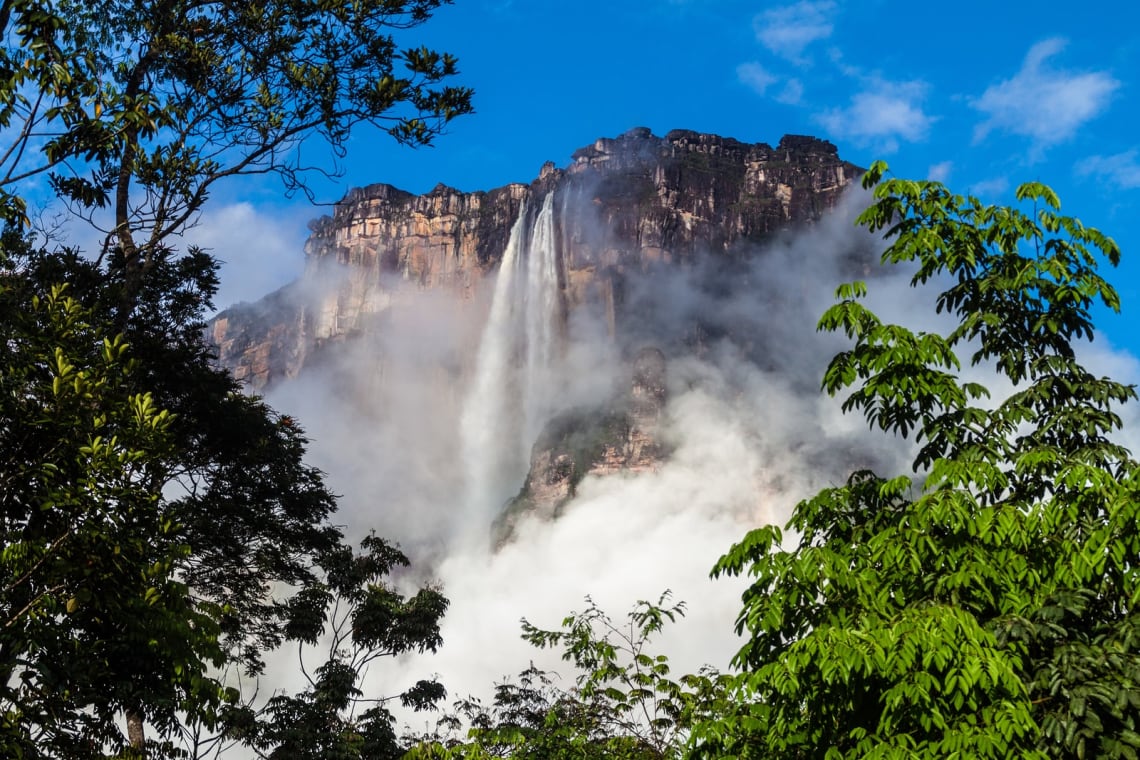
[210,128,859,389]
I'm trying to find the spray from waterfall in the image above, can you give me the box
[458,193,563,542]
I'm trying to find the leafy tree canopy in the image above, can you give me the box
[697,164,1140,759]
[407,594,730,760]
[0,0,471,755]
[0,248,227,757]
[220,535,449,760]
[1,0,472,258]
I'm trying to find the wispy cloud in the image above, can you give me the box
[737,62,804,105]
[736,62,779,95]
[777,78,804,105]
[927,161,953,182]
[753,1,837,63]
[1076,149,1140,190]
[182,202,307,311]
[969,176,1010,198]
[815,78,933,153]
[972,38,1119,154]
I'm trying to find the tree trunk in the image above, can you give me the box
[126,708,146,755]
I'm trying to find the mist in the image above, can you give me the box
[255,181,1140,734]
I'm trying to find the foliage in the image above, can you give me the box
[407,594,729,760]
[696,165,1140,759]
[0,0,470,753]
[193,535,448,759]
[4,228,458,760]
[0,0,472,252]
[0,252,227,756]
[2,237,451,759]
[0,235,343,754]
[0,0,104,221]
[84,0,469,277]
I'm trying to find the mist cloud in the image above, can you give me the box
[254,180,1140,740]
[183,201,309,312]
[254,187,921,717]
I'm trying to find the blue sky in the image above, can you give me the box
[204,0,1140,357]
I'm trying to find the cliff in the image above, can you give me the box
[210,128,860,389]
[208,128,869,534]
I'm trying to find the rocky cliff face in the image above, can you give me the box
[209,128,868,535]
[210,128,859,389]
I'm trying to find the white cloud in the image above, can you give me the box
[777,78,805,105]
[972,38,1119,153]
[927,161,953,182]
[969,176,1010,198]
[737,61,779,95]
[181,201,308,311]
[1076,149,1140,190]
[737,64,804,106]
[753,1,837,63]
[815,78,933,153]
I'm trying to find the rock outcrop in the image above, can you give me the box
[494,347,670,543]
[210,128,860,389]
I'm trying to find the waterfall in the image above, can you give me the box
[521,193,560,460]
[458,193,562,539]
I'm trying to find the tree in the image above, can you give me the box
[0,255,227,757]
[696,166,1140,759]
[408,594,729,760]
[0,0,472,753]
[69,0,469,277]
[0,0,472,260]
[0,267,449,757]
[0,230,352,758]
[0,0,104,222]
[195,535,449,759]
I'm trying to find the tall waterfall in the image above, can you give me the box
[458,193,562,538]
[521,193,560,458]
